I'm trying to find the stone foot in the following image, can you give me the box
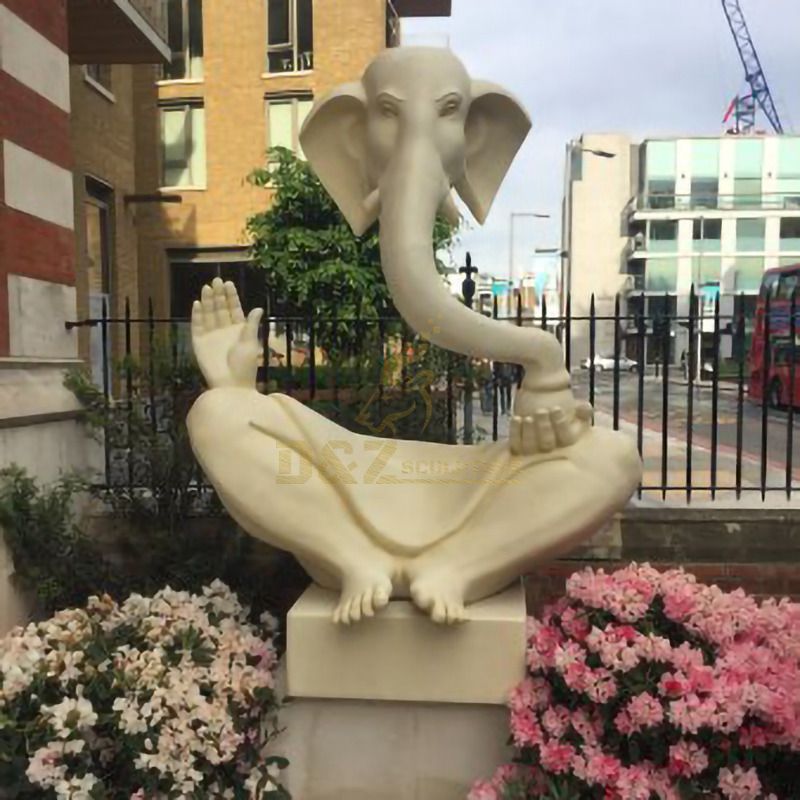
[407,563,468,625]
[332,563,394,625]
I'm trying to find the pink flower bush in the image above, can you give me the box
[470,563,800,800]
[1,581,289,799]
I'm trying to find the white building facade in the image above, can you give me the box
[563,133,800,365]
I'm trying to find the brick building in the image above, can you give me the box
[137,0,452,320]
[0,0,170,630]
[0,0,169,458]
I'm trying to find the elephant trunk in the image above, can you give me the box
[378,138,568,391]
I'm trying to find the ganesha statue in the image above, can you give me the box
[186,48,642,626]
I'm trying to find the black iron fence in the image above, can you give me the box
[65,282,800,503]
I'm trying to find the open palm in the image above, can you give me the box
[191,278,263,389]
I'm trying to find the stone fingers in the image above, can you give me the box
[576,401,594,424]
[521,416,537,454]
[191,300,205,338]
[534,409,557,452]
[224,280,245,323]
[240,308,264,344]
[211,277,231,326]
[200,284,217,331]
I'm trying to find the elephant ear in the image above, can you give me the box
[455,81,531,224]
[299,82,374,236]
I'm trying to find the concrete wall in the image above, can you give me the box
[0,357,97,635]
[527,507,800,613]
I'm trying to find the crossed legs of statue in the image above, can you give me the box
[188,280,641,625]
[405,427,641,623]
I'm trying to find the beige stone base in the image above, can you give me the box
[286,582,527,704]
[277,584,525,798]
[276,695,511,800]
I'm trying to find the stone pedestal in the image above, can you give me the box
[277,583,526,799]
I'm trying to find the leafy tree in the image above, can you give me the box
[246,147,458,355]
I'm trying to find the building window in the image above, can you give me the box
[266,94,313,156]
[644,258,678,292]
[780,218,800,251]
[689,140,719,209]
[736,218,765,253]
[170,259,261,318]
[692,218,721,252]
[732,139,763,209]
[691,256,721,286]
[164,0,204,80]
[644,141,676,209]
[648,220,678,252]
[732,256,764,292]
[778,139,800,208]
[85,64,113,93]
[267,0,313,74]
[85,178,114,387]
[160,102,206,188]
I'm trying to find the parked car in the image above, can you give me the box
[580,354,638,372]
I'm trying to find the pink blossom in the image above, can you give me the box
[667,741,709,778]
[538,741,576,774]
[615,692,663,734]
[509,708,543,748]
[580,746,621,787]
[658,671,691,698]
[717,766,762,800]
[738,724,768,749]
[467,781,498,800]
[614,764,654,800]
[560,606,591,641]
[508,676,551,713]
[541,706,571,738]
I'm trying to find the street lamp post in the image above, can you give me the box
[509,211,549,287]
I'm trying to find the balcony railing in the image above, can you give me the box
[633,192,800,213]
[68,0,170,64]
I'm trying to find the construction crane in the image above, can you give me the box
[720,0,784,134]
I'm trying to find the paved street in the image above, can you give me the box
[467,371,800,508]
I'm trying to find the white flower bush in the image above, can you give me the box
[0,581,289,799]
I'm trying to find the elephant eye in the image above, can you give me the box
[438,94,462,117]
[376,94,401,118]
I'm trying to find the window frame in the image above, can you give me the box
[84,177,114,297]
[84,177,115,389]
[780,218,800,251]
[265,0,314,75]
[84,64,114,101]
[736,218,766,253]
[162,0,204,82]
[159,100,207,190]
[265,92,314,156]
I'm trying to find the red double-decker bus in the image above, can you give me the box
[748,263,800,408]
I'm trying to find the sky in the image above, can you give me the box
[402,0,800,280]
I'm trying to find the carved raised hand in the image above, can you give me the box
[191,278,263,390]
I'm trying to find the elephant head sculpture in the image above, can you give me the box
[300,48,571,419]
[299,47,530,236]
